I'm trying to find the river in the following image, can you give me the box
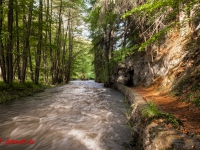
[0,80,131,150]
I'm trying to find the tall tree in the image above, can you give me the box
[0,0,91,85]
[21,0,33,83]
[54,0,63,83]
[15,0,21,80]
[64,9,73,83]
[0,0,6,82]
[6,0,14,84]
[35,0,43,84]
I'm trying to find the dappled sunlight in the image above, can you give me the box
[132,85,200,136]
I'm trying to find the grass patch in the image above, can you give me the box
[142,102,181,127]
[123,97,134,128]
[0,81,48,104]
[142,102,160,118]
[193,97,200,106]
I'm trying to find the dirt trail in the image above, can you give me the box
[131,86,200,140]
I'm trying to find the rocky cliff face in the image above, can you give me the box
[113,16,200,95]
[113,4,200,105]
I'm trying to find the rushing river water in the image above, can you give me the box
[0,80,131,150]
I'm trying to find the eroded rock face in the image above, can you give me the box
[113,4,200,90]
[114,63,129,85]
[114,54,156,87]
[113,30,199,90]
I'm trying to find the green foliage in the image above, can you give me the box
[173,62,200,105]
[71,38,95,80]
[11,82,27,90]
[142,102,160,118]
[0,82,9,91]
[160,113,180,126]
[123,97,134,130]
[0,82,45,103]
[142,102,181,127]
[121,0,199,56]
[193,97,200,106]
[138,23,174,51]
[111,45,138,63]
[122,0,181,18]
[0,31,9,39]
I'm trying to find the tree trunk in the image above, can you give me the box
[62,27,68,82]
[123,19,127,47]
[21,1,33,83]
[15,0,20,81]
[28,47,34,82]
[0,0,6,82]
[6,0,14,84]
[54,0,62,83]
[43,0,48,83]
[109,27,114,58]
[49,0,54,84]
[35,0,43,84]
[65,10,73,83]
[103,27,110,87]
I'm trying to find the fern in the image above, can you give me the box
[122,0,182,18]
[142,102,181,127]
[142,102,160,118]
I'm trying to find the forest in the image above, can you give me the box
[0,0,200,104]
[0,0,94,86]
[0,0,200,149]
[88,0,199,87]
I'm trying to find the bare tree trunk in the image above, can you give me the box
[103,27,110,87]
[43,0,48,83]
[54,0,62,83]
[6,0,14,84]
[15,0,21,81]
[21,1,33,83]
[62,26,68,82]
[109,27,114,58]
[35,0,43,84]
[65,10,73,83]
[28,47,34,82]
[94,44,103,83]
[21,15,27,82]
[0,0,6,83]
[123,19,127,47]
[48,0,54,84]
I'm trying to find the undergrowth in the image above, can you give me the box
[123,97,137,149]
[193,97,200,106]
[142,102,181,127]
[172,38,200,106]
[173,71,200,106]
[0,81,49,103]
[123,97,135,130]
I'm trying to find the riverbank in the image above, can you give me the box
[0,80,94,104]
[115,83,200,150]
[132,86,200,139]
[0,82,50,104]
